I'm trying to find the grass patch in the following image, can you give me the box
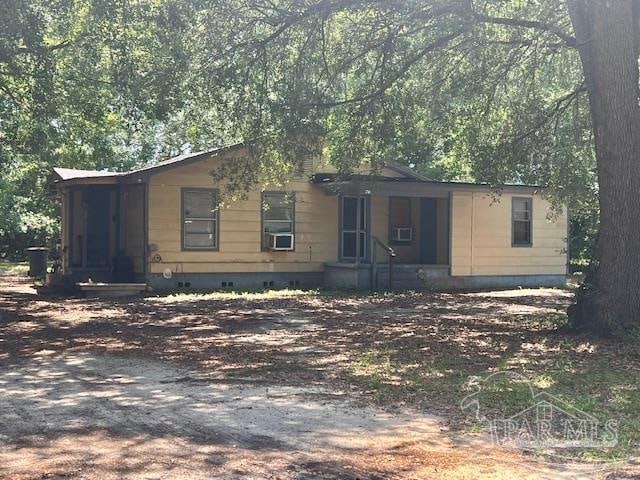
[0,261,28,275]
[148,288,320,303]
[344,309,639,462]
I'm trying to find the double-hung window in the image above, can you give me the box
[182,189,219,250]
[512,197,532,247]
[262,192,295,249]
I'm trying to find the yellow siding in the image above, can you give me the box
[147,152,338,274]
[145,148,566,278]
[450,191,567,277]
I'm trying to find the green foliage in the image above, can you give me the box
[0,0,199,254]
[1,0,598,262]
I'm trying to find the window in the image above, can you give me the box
[341,196,368,259]
[512,197,532,247]
[182,189,219,250]
[262,192,295,249]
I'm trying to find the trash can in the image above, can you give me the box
[25,247,49,278]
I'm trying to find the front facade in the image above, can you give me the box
[49,145,568,291]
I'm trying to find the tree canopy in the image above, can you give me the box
[1,0,596,263]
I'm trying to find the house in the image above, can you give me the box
[48,144,568,291]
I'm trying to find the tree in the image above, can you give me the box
[1,0,618,333]
[183,1,615,332]
[564,1,640,334]
[0,0,197,255]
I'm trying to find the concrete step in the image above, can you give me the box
[374,265,450,290]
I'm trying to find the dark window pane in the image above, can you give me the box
[513,221,531,245]
[342,232,356,258]
[343,197,358,229]
[264,221,293,234]
[182,189,218,249]
[342,232,366,258]
[513,198,531,221]
[263,193,293,221]
[185,232,216,248]
[184,191,217,219]
[342,197,366,230]
[184,219,215,234]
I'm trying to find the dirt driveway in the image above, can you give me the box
[0,274,626,479]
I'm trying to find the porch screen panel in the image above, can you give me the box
[341,196,367,259]
[85,187,111,267]
[389,197,411,228]
[182,189,219,249]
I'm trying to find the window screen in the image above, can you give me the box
[182,189,219,249]
[512,197,532,246]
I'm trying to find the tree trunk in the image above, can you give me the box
[567,0,640,335]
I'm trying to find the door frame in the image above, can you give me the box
[338,194,371,262]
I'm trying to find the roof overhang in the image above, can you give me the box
[312,174,542,197]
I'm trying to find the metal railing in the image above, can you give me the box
[371,236,396,290]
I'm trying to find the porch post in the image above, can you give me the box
[354,193,361,289]
[116,185,123,254]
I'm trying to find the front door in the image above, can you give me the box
[340,196,369,261]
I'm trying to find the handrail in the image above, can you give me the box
[372,237,396,257]
[371,236,396,290]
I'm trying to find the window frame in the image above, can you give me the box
[261,191,296,251]
[181,187,220,251]
[511,196,533,247]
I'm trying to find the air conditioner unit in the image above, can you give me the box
[266,233,295,251]
[392,227,413,242]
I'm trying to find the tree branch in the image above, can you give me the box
[303,28,470,108]
[471,11,577,48]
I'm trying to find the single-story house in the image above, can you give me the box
[48,144,568,291]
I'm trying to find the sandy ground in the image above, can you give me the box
[0,275,625,479]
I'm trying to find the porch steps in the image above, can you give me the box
[375,264,450,290]
[76,282,147,298]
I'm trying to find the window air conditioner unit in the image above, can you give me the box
[266,233,295,251]
[392,227,413,242]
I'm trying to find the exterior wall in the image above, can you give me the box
[450,191,567,277]
[148,271,324,290]
[146,152,339,277]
